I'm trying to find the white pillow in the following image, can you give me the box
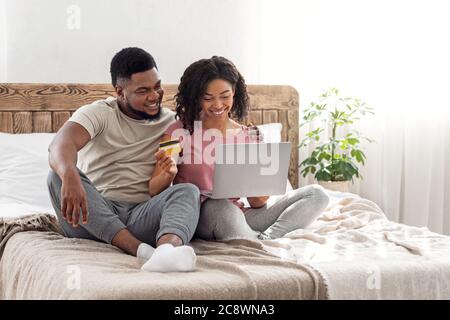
[256,123,282,143]
[257,122,293,191]
[0,133,56,215]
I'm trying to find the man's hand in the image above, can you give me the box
[61,171,88,227]
[155,150,178,178]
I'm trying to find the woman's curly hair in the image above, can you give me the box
[175,56,250,134]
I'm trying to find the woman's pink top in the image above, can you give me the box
[165,120,254,204]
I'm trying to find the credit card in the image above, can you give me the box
[159,139,181,156]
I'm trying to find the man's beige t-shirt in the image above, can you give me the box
[69,97,175,203]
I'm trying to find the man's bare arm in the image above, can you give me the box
[48,121,91,227]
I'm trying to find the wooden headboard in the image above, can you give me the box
[0,83,299,187]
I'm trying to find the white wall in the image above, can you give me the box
[0,0,7,82]
[4,0,262,84]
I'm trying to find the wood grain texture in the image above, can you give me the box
[249,110,262,125]
[13,112,33,133]
[263,110,278,123]
[0,84,116,111]
[33,112,52,132]
[0,84,297,111]
[52,112,71,132]
[0,112,13,133]
[247,85,298,111]
[287,109,299,188]
[0,83,299,187]
[279,110,288,141]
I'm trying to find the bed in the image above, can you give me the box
[1,83,450,300]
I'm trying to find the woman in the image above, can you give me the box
[150,56,329,241]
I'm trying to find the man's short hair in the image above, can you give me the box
[110,47,158,87]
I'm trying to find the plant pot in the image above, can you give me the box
[318,180,350,193]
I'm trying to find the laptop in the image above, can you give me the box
[206,142,291,199]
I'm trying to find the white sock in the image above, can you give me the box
[136,243,155,262]
[141,243,196,272]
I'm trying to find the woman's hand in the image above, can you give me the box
[154,150,178,178]
[247,196,270,208]
[231,199,246,210]
[245,123,264,143]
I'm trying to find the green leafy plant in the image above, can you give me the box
[299,88,375,182]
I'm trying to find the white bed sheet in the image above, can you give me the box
[0,133,55,216]
[0,202,55,219]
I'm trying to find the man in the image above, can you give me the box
[47,47,200,272]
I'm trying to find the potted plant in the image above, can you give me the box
[299,88,375,192]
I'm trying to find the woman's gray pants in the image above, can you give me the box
[197,184,330,240]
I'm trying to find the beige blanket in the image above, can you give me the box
[0,213,62,257]
[3,194,450,300]
[264,196,450,299]
[0,215,326,300]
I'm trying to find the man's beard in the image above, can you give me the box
[126,101,162,121]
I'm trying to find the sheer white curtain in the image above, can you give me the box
[351,104,450,235]
[257,0,450,234]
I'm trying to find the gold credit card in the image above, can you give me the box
[159,139,181,156]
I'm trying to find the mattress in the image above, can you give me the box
[0,231,324,299]
[2,192,450,300]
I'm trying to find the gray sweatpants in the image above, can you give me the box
[196,184,330,240]
[47,169,200,247]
